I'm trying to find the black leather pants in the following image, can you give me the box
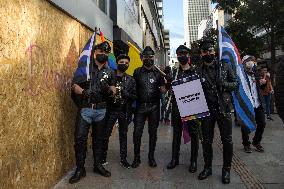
[74,111,106,168]
[102,109,128,161]
[133,103,160,159]
[201,111,233,168]
[171,106,199,162]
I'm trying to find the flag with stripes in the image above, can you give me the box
[72,32,96,83]
[218,26,256,132]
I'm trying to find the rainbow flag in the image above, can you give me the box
[108,53,117,70]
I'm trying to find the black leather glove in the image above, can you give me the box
[82,89,92,99]
[121,89,129,99]
[165,73,172,82]
[100,79,110,91]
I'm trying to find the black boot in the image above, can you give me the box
[188,161,197,173]
[131,156,141,168]
[189,132,199,173]
[148,156,157,168]
[93,164,111,177]
[222,167,231,184]
[198,167,212,180]
[120,159,131,169]
[69,167,86,184]
[148,133,158,168]
[167,132,181,170]
[167,158,179,169]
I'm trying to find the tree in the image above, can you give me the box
[225,20,264,57]
[218,0,284,69]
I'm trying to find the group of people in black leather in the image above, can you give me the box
[69,39,268,185]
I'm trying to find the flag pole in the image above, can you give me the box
[216,20,220,61]
[88,27,98,103]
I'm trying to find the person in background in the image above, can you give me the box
[275,57,284,123]
[260,66,274,121]
[162,66,172,125]
[241,55,266,153]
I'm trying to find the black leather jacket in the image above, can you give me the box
[198,60,238,113]
[71,64,116,108]
[133,66,165,103]
[107,72,136,111]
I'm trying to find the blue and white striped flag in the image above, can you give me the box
[72,32,96,83]
[218,25,256,132]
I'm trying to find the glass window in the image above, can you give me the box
[97,0,107,14]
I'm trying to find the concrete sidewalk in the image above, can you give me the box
[53,115,284,189]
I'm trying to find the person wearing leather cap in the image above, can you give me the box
[69,41,115,184]
[131,46,167,168]
[165,45,200,173]
[197,40,238,184]
[101,54,136,169]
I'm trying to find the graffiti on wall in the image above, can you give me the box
[24,40,78,96]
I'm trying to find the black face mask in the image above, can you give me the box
[96,54,108,63]
[117,64,129,72]
[178,56,189,65]
[143,59,154,67]
[202,54,215,63]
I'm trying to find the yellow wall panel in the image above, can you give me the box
[0,0,95,188]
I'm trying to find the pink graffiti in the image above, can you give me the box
[24,43,76,96]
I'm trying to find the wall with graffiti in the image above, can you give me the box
[0,1,109,188]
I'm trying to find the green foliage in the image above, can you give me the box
[218,0,284,59]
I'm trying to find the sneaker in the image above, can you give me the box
[252,143,264,152]
[244,145,252,153]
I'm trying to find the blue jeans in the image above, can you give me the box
[80,108,106,124]
[264,95,271,117]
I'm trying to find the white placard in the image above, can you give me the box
[172,78,209,118]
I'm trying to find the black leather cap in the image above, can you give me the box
[95,41,111,53]
[176,45,190,54]
[142,46,155,56]
[116,54,130,62]
[200,40,214,51]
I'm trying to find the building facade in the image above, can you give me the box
[183,0,210,47]
[203,6,232,37]
[50,0,169,67]
[197,19,207,39]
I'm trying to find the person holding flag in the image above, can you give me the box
[240,55,266,153]
[197,40,238,184]
[131,46,167,168]
[101,54,136,169]
[69,40,116,184]
[165,45,200,173]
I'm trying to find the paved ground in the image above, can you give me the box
[53,114,284,189]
